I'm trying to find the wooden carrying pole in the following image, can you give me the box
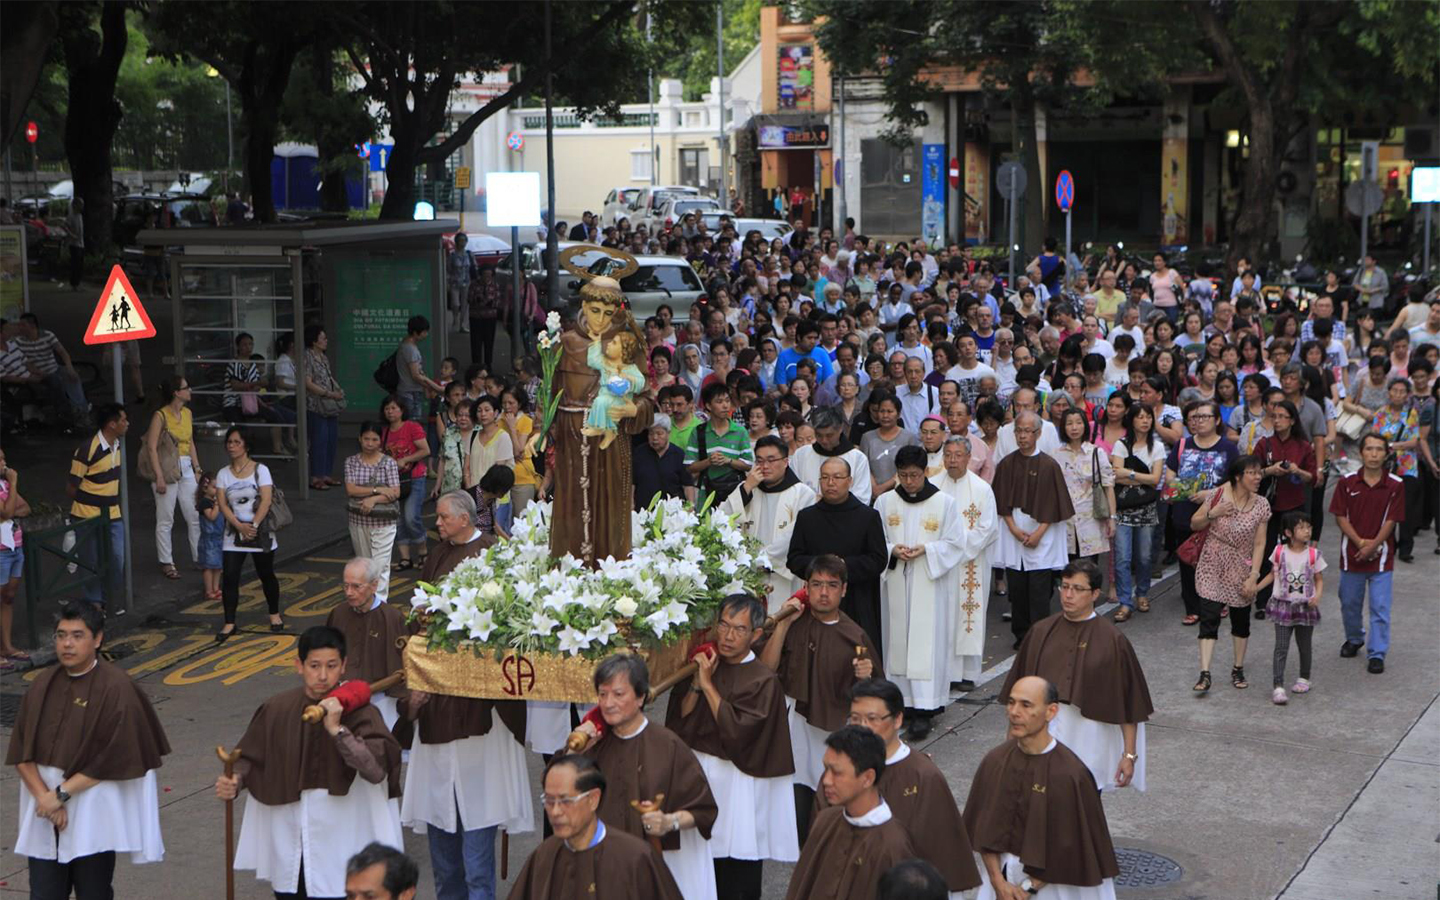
[215,745,243,900]
[300,669,406,723]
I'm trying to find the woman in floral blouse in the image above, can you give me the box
[1054,407,1117,561]
[1370,378,1422,561]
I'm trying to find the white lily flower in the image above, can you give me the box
[546,310,561,331]
[556,625,593,656]
[468,609,497,642]
[529,611,559,636]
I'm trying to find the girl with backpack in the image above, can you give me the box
[1253,511,1326,705]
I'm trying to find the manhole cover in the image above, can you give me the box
[1114,847,1184,888]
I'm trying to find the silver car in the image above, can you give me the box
[698,213,794,242]
[497,241,704,323]
[627,185,702,231]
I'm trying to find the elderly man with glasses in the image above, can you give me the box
[720,435,816,613]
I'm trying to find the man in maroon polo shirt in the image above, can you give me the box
[1328,433,1406,674]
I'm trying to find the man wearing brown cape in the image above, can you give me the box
[7,602,171,896]
[508,754,683,900]
[963,676,1120,900]
[784,726,915,900]
[1001,560,1152,794]
[217,625,403,900]
[665,594,799,900]
[992,412,1076,646]
[548,274,654,565]
[758,554,879,842]
[573,654,719,900]
[401,490,532,900]
[325,556,407,730]
[817,679,981,895]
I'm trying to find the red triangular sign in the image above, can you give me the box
[83,265,157,345]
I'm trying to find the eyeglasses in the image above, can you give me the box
[539,789,596,809]
[807,579,843,590]
[754,455,787,465]
[847,712,895,727]
[714,621,753,636]
[1188,414,1216,421]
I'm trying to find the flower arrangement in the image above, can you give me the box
[409,496,767,659]
[531,311,564,453]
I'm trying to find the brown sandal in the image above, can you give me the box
[1114,607,1133,623]
[160,564,180,580]
[1136,596,1151,612]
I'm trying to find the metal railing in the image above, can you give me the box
[21,516,114,647]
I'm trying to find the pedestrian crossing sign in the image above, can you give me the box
[83,264,157,344]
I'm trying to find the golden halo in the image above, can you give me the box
[559,244,639,282]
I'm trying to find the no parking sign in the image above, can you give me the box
[1055,169,1075,212]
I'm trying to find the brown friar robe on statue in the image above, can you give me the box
[991,451,1075,525]
[325,600,408,729]
[814,744,981,892]
[549,325,655,565]
[1000,614,1154,726]
[663,658,794,779]
[6,659,171,864]
[507,824,683,900]
[783,804,916,900]
[585,719,718,850]
[962,738,1119,889]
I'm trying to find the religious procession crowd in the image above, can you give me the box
[6,217,1439,900]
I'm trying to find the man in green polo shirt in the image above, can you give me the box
[684,382,752,510]
[666,383,701,454]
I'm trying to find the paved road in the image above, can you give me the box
[2,503,1436,899]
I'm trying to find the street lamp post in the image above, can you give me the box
[207,67,234,194]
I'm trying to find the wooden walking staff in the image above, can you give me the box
[631,793,668,853]
[215,745,243,900]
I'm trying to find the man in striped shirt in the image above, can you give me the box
[16,313,88,431]
[69,404,128,606]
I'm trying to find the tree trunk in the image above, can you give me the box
[311,48,352,213]
[1,1,58,154]
[1013,83,1046,261]
[377,132,421,221]
[61,1,127,257]
[237,39,300,224]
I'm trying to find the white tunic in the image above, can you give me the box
[790,444,872,506]
[525,701,573,754]
[876,489,966,710]
[14,765,165,864]
[785,694,833,788]
[993,451,1069,572]
[1049,702,1148,794]
[235,779,402,897]
[402,707,536,835]
[720,478,817,613]
[936,471,999,682]
[692,652,800,863]
[615,719,716,900]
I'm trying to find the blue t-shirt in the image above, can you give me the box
[774,345,835,386]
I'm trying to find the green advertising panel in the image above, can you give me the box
[331,254,436,413]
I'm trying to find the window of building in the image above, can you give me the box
[680,148,710,187]
[631,148,654,182]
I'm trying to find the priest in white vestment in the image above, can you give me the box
[876,445,966,741]
[935,435,999,687]
[790,407,872,505]
[720,434,817,613]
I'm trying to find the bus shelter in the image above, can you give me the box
[138,219,457,500]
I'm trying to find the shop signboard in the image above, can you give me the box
[921,144,944,245]
[777,43,815,110]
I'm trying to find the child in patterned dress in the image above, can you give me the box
[1254,511,1326,705]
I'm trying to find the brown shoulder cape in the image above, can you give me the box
[962,739,1119,887]
[506,825,683,900]
[325,602,407,691]
[784,806,916,900]
[1000,613,1153,725]
[992,451,1075,524]
[234,685,402,805]
[399,533,526,747]
[775,611,882,732]
[586,719,718,850]
[818,749,981,891]
[5,659,170,780]
[663,658,794,778]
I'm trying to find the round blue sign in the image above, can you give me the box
[1055,170,1075,212]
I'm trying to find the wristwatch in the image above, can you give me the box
[1123,751,1139,762]
[55,787,71,805]
[1020,877,1038,895]
[333,726,350,739]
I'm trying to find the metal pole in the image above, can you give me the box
[837,76,846,229]
[647,11,656,188]
[225,83,234,195]
[543,0,559,319]
[1360,210,1369,264]
[292,251,308,500]
[511,226,523,366]
[113,350,132,616]
[1064,209,1072,289]
[4,147,12,208]
[1007,187,1016,292]
[1424,203,1432,274]
[716,0,727,209]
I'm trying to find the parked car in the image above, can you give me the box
[626,185,701,231]
[697,213,794,242]
[497,241,704,322]
[649,196,723,234]
[601,187,646,227]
